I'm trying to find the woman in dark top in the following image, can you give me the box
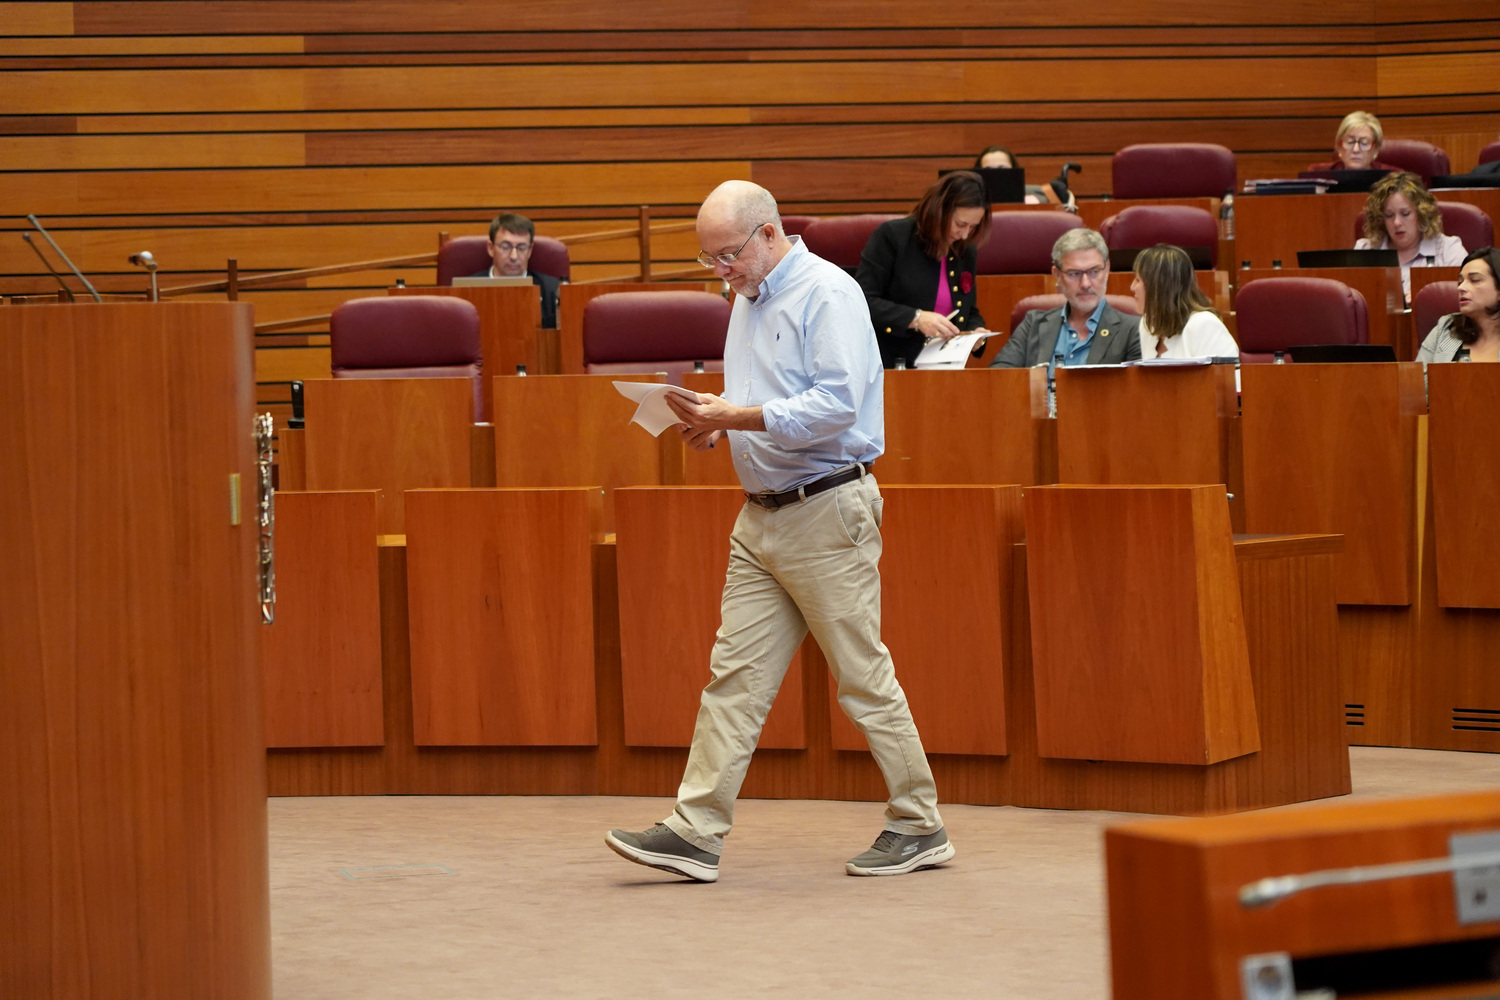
[856,170,992,369]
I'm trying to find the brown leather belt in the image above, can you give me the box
[743,463,871,511]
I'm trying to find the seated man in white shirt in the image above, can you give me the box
[1130,244,1239,359]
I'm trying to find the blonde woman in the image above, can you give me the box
[1308,110,1395,171]
[1355,171,1466,299]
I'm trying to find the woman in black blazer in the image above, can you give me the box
[855,171,992,369]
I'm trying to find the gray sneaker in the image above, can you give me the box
[606,823,720,882]
[846,827,955,876]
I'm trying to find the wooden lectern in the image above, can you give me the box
[0,304,271,999]
[1025,485,1259,765]
[1108,791,1500,1000]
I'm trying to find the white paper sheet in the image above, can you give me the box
[612,380,704,436]
[914,332,989,369]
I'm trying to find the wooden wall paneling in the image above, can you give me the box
[1240,363,1422,606]
[260,490,384,748]
[1428,365,1500,610]
[1107,791,1500,1000]
[1024,486,1258,765]
[679,371,740,486]
[0,302,269,1000]
[254,344,329,384]
[405,487,600,746]
[557,282,712,375]
[614,487,806,749]
[0,132,307,170]
[827,485,1018,756]
[302,377,473,533]
[880,368,1048,486]
[1239,267,1408,357]
[491,373,669,531]
[390,283,542,414]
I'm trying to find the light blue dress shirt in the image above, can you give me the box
[721,237,885,494]
[1052,297,1107,370]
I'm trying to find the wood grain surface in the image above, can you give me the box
[404,488,600,746]
[0,302,270,1000]
[1427,365,1500,610]
[880,369,1048,486]
[260,490,384,748]
[614,487,807,749]
[1024,486,1259,765]
[302,376,474,533]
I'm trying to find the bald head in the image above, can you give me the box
[699,180,784,237]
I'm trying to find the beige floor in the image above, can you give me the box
[269,748,1500,1000]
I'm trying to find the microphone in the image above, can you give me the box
[128,250,160,301]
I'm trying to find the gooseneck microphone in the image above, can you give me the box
[129,250,160,301]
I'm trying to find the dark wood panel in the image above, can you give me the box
[0,115,77,134]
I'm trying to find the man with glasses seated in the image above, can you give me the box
[471,211,560,328]
[988,228,1141,368]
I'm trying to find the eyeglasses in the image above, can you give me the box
[1059,266,1106,283]
[1341,136,1375,151]
[697,223,768,268]
[492,241,531,256]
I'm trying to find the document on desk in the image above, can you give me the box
[914,332,989,369]
[613,380,702,436]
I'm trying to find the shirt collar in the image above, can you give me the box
[1063,297,1108,336]
[752,235,805,302]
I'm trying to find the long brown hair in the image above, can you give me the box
[1362,171,1443,244]
[1134,244,1216,342]
[911,171,991,259]
[1453,247,1500,345]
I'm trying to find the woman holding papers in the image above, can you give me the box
[1131,244,1240,359]
[1354,171,1467,301]
[1416,247,1500,363]
[855,171,992,369]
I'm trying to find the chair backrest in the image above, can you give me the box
[1111,143,1237,199]
[1099,205,1220,268]
[1233,277,1369,364]
[1413,281,1461,346]
[1379,139,1450,181]
[800,214,902,269]
[436,233,571,285]
[1437,201,1494,252]
[1008,293,1140,334]
[329,295,484,418]
[1480,141,1500,166]
[977,211,1086,274]
[780,215,816,238]
[582,290,732,385]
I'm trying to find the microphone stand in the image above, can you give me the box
[25,214,102,302]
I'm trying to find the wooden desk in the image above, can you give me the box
[1241,363,1425,746]
[260,490,384,748]
[389,283,540,416]
[404,487,601,746]
[1107,791,1500,1000]
[614,487,806,749]
[880,368,1050,485]
[1238,267,1408,357]
[302,377,475,534]
[1025,486,1257,765]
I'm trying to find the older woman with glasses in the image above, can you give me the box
[1355,171,1467,300]
[855,171,992,369]
[1307,110,1396,172]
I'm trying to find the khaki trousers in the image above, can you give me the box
[664,473,942,854]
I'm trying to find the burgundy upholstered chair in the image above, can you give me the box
[435,234,571,286]
[1233,277,1369,364]
[1413,281,1461,346]
[976,211,1086,274]
[780,215,816,238]
[1098,205,1220,268]
[1349,201,1494,253]
[1480,141,1500,166]
[800,214,902,270]
[582,290,732,385]
[1008,293,1140,334]
[329,295,484,419]
[1378,139,1451,182]
[1111,143,1237,199]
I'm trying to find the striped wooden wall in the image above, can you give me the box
[2,1,1497,406]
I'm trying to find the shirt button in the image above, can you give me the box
[743,379,749,386]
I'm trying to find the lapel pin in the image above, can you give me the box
[1100,328,1110,337]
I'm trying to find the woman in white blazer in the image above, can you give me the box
[1132,244,1239,359]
